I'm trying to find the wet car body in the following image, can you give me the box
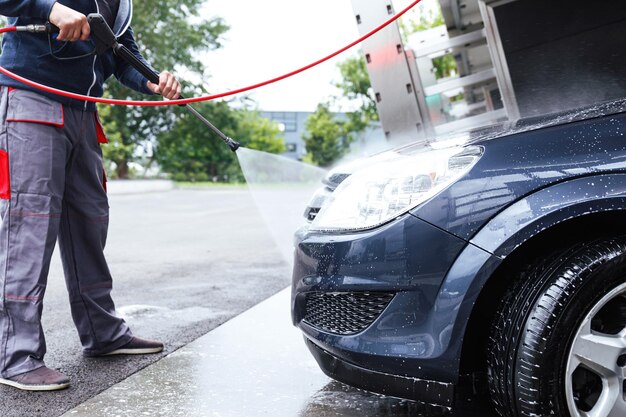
[291,99,626,410]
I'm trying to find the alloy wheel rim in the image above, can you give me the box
[565,281,626,417]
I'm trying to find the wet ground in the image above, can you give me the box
[63,288,495,417]
[2,187,497,416]
[0,188,292,417]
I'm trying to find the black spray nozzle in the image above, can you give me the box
[225,137,241,152]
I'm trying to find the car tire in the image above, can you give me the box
[487,237,626,417]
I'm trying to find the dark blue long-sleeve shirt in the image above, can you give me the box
[0,0,154,110]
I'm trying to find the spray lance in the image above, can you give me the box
[18,14,240,152]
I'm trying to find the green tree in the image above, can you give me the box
[301,55,376,166]
[234,109,285,154]
[99,0,229,178]
[98,104,134,178]
[406,0,445,33]
[154,101,238,182]
[432,54,457,79]
[301,55,375,167]
[335,55,378,133]
[303,103,353,167]
[155,104,285,182]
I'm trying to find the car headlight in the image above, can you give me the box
[311,146,483,232]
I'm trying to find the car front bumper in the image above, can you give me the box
[305,337,454,408]
[291,213,470,405]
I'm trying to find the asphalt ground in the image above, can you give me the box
[2,185,498,417]
[0,188,292,417]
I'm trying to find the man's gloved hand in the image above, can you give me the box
[49,2,90,42]
[147,71,182,100]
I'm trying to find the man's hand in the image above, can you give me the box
[49,2,90,42]
[147,71,181,100]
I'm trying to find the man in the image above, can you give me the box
[0,0,181,391]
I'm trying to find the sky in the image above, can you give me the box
[196,0,436,112]
[198,0,360,112]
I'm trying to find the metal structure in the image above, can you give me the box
[350,0,509,144]
[478,0,520,120]
[408,24,506,135]
[479,0,626,118]
[351,0,431,146]
[353,0,626,144]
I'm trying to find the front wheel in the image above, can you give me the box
[487,238,626,417]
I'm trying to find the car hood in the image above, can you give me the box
[324,98,626,189]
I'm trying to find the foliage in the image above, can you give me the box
[233,109,285,154]
[301,54,376,167]
[99,0,229,178]
[155,103,285,182]
[98,104,134,178]
[406,0,445,33]
[335,56,378,130]
[432,55,457,79]
[154,101,238,182]
[303,103,353,167]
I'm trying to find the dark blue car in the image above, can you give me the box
[291,99,626,417]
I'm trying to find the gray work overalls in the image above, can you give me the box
[0,0,138,378]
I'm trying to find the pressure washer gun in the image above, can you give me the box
[19,15,240,152]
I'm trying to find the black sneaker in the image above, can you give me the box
[100,336,164,356]
[0,366,70,391]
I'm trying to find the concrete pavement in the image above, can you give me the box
[62,288,490,417]
[62,288,331,417]
[63,288,450,417]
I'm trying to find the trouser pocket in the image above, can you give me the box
[5,88,67,200]
[0,149,9,200]
[6,88,64,127]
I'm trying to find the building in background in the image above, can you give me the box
[260,111,384,161]
[260,111,310,160]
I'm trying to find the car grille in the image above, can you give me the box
[303,292,395,335]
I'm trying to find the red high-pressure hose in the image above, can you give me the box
[0,0,422,107]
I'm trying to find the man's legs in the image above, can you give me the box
[0,90,159,391]
[56,108,133,356]
[0,87,68,379]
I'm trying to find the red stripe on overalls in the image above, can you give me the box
[94,113,109,144]
[0,150,9,200]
